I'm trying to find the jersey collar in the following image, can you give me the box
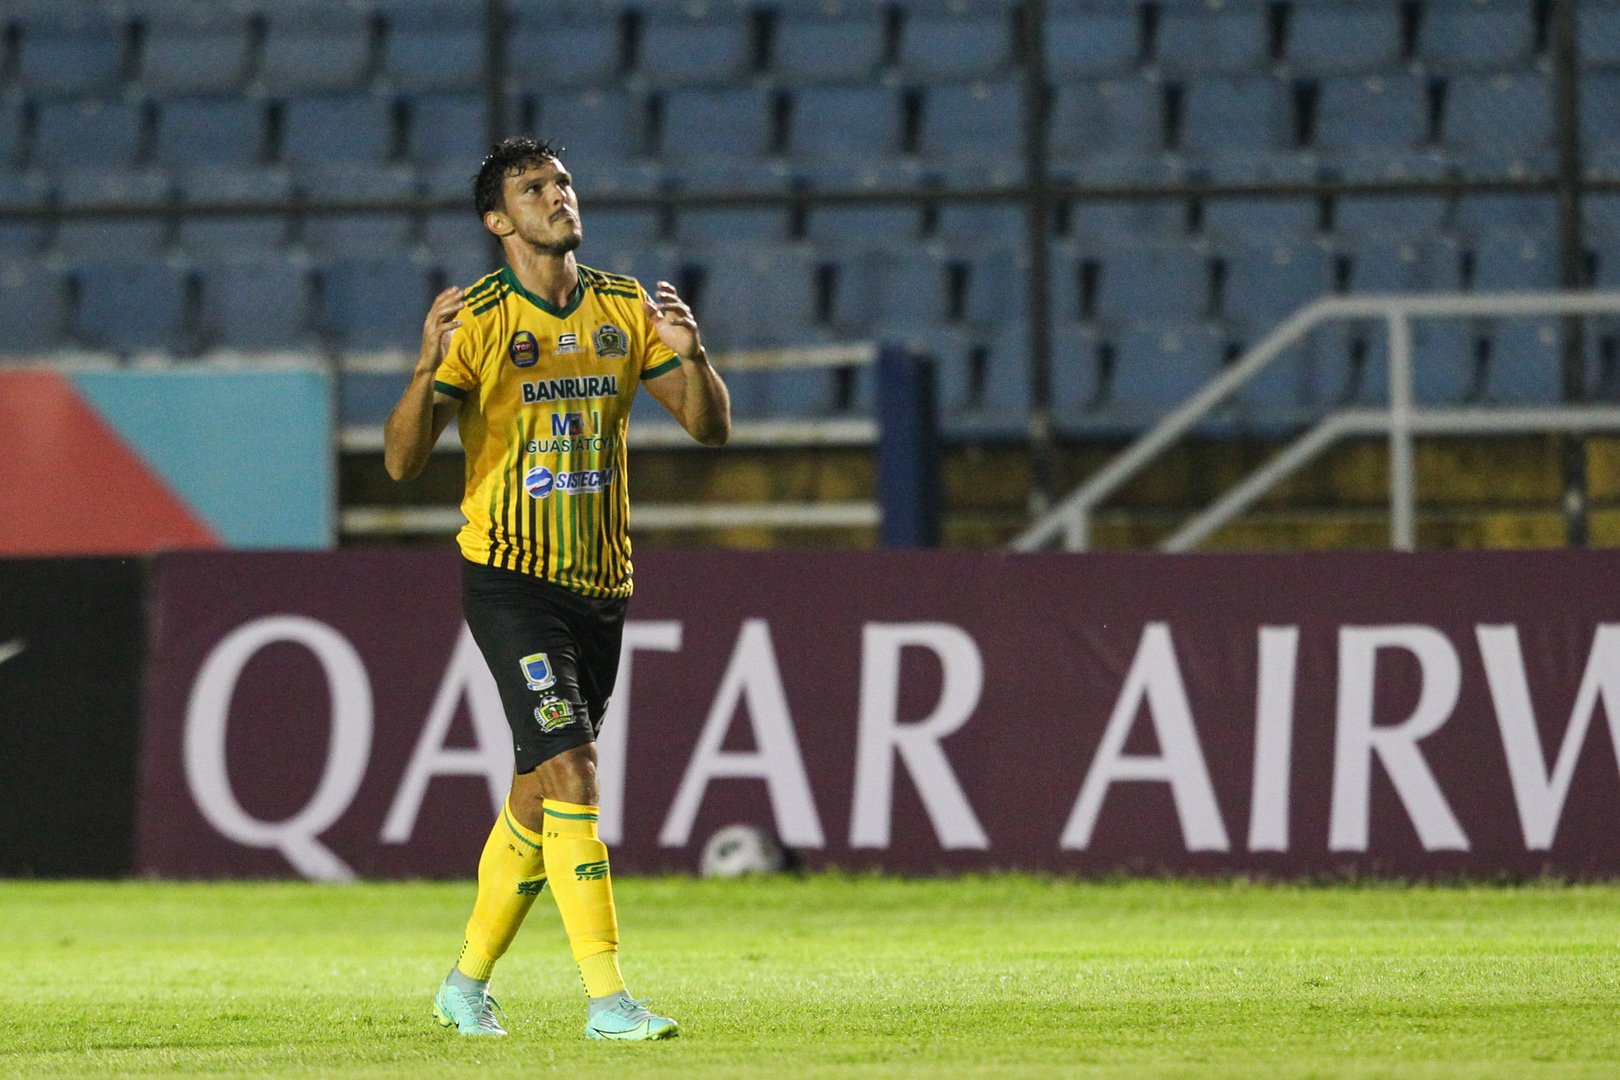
[499,265,585,319]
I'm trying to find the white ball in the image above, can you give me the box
[700,824,786,878]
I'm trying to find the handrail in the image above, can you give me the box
[1012,290,1620,552]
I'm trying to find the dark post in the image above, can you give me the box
[1022,0,1055,517]
[876,345,941,547]
[1553,0,1587,545]
[483,0,509,147]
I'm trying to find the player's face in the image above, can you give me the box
[495,159,582,254]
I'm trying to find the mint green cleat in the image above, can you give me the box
[584,995,679,1041]
[433,980,508,1035]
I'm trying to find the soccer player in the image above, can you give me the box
[382,137,730,1040]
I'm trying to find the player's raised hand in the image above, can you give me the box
[418,286,464,371]
[643,281,703,361]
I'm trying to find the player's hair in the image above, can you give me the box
[473,137,562,216]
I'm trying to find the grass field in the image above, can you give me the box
[4,876,1619,1079]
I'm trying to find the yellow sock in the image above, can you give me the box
[541,799,626,998]
[457,799,547,981]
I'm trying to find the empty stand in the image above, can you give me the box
[775,8,886,83]
[900,3,1014,80]
[1154,2,1269,74]
[380,1,483,92]
[261,5,376,94]
[137,7,253,96]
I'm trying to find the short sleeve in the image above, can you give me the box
[636,280,682,380]
[432,317,481,401]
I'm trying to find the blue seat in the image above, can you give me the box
[661,87,771,161]
[1453,194,1557,237]
[263,6,374,93]
[71,262,187,353]
[139,8,252,94]
[792,84,901,162]
[809,205,923,246]
[203,257,313,351]
[1481,320,1562,404]
[1046,7,1139,79]
[1315,73,1429,154]
[1050,79,1161,162]
[1051,324,1110,422]
[901,7,1014,80]
[684,243,817,350]
[319,258,435,351]
[297,166,416,255]
[775,11,884,82]
[32,100,144,171]
[1068,201,1186,243]
[1420,0,1534,70]
[0,258,65,353]
[381,1,483,92]
[1286,6,1402,72]
[541,89,644,162]
[1444,73,1552,172]
[1095,244,1208,322]
[0,98,20,166]
[1470,235,1556,290]
[808,252,887,335]
[940,323,1031,430]
[407,94,487,166]
[16,8,126,95]
[179,168,294,255]
[1586,5,1620,66]
[1178,76,1291,162]
[1219,241,1333,326]
[1203,198,1317,240]
[157,98,265,170]
[920,80,1023,165]
[675,208,787,246]
[938,204,1026,244]
[1581,72,1620,159]
[1340,238,1463,293]
[1334,196,1447,239]
[578,208,658,266]
[1110,322,1223,414]
[876,245,948,325]
[1410,323,1481,404]
[509,4,619,89]
[638,11,750,86]
[1155,4,1268,73]
[282,95,394,167]
[53,217,170,261]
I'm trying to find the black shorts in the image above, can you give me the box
[461,558,628,774]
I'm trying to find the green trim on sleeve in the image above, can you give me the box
[643,356,682,380]
[433,380,468,401]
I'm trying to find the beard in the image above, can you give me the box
[518,222,582,256]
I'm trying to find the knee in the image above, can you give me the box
[539,743,598,806]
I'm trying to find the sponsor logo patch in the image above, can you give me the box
[523,466,555,498]
[556,331,581,354]
[593,323,628,359]
[519,374,619,404]
[575,859,610,880]
[516,878,546,895]
[518,651,555,691]
[534,695,575,732]
[510,330,539,368]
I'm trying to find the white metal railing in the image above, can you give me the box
[1014,291,1620,553]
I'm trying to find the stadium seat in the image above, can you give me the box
[156,98,265,171]
[809,205,923,246]
[0,98,22,169]
[508,3,620,89]
[262,5,375,94]
[1068,201,1186,243]
[1094,244,1208,322]
[179,169,294,255]
[297,166,417,256]
[1334,195,1447,240]
[675,207,788,246]
[1154,3,1268,73]
[381,0,483,92]
[1285,5,1402,73]
[318,257,436,351]
[1045,6,1139,79]
[0,258,64,353]
[15,8,128,95]
[1314,73,1429,155]
[1218,241,1333,327]
[202,257,314,351]
[900,4,1014,80]
[540,89,644,162]
[919,81,1023,172]
[1482,319,1563,404]
[1203,198,1317,240]
[70,262,188,353]
[1338,238,1463,293]
[138,7,252,95]
[875,244,948,326]
[1050,324,1110,423]
[937,204,1026,244]
[32,99,145,172]
[1050,78,1162,163]
[1452,194,1557,238]
[1586,4,1620,67]
[774,9,885,83]
[1443,72,1553,174]
[1470,234,1556,290]
[281,94,395,167]
[637,10,750,86]
[791,84,902,164]
[53,169,171,261]
[1419,0,1535,70]
[1176,76,1292,172]
[1109,322,1223,416]
[681,243,818,350]
[406,94,487,167]
[1581,72,1620,162]
[660,87,771,162]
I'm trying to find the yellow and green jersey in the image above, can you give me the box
[433,263,680,598]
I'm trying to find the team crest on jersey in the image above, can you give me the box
[510,330,538,368]
[519,652,555,691]
[556,331,581,354]
[592,323,628,359]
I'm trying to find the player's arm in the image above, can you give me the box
[385,287,466,481]
[639,280,731,447]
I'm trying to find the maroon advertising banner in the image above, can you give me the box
[137,548,1620,880]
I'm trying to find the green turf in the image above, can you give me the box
[2,876,1618,1079]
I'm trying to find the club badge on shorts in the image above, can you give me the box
[518,651,555,690]
[534,695,575,732]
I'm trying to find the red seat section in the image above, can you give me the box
[0,371,218,555]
